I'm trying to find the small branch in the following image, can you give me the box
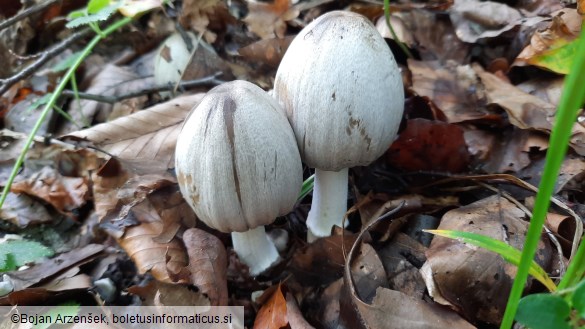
[0,0,61,32]
[59,73,227,103]
[0,27,92,95]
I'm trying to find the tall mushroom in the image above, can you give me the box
[175,80,302,275]
[273,11,404,239]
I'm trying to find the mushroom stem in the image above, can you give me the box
[231,226,280,276]
[306,168,349,241]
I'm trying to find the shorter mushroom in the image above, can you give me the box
[175,80,302,275]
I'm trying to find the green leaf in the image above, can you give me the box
[52,51,84,72]
[424,230,557,292]
[87,0,111,14]
[0,240,54,272]
[572,279,585,318]
[29,93,53,111]
[65,4,120,28]
[528,39,578,75]
[516,293,571,329]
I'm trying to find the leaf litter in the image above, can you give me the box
[0,0,584,328]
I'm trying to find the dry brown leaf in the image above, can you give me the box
[64,93,204,168]
[244,0,298,39]
[254,283,288,329]
[183,228,228,306]
[0,192,52,227]
[378,232,427,298]
[449,0,538,43]
[290,234,358,286]
[514,9,581,68]
[118,219,189,283]
[66,64,152,130]
[408,60,496,123]
[286,293,315,329]
[350,242,388,303]
[422,196,553,325]
[127,280,210,306]
[178,0,233,43]
[4,244,105,291]
[238,36,294,68]
[341,227,474,329]
[347,287,476,329]
[474,64,585,155]
[11,166,88,217]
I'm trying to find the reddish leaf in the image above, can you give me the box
[386,118,470,173]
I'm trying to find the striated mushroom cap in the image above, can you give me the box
[274,11,404,171]
[175,81,302,233]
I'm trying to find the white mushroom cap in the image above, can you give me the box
[175,80,302,233]
[274,11,404,171]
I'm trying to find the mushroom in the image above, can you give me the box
[273,11,404,239]
[175,80,302,275]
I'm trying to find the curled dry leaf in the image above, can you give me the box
[422,195,553,325]
[244,0,298,39]
[349,242,388,304]
[386,118,470,173]
[64,93,205,168]
[340,219,474,329]
[183,228,228,306]
[0,192,52,227]
[474,64,585,156]
[11,166,88,218]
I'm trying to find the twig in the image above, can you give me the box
[0,0,61,32]
[0,27,92,95]
[59,74,227,103]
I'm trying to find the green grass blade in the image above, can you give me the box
[297,174,314,202]
[500,24,585,329]
[425,230,557,292]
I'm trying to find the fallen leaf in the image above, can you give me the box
[239,36,294,68]
[11,166,88,218]
[244,0,298,39]
[290,234,358,286]
[178,0,233,43]
[4,244,105,291]
[66,64,152,131]
[63,93,205,168]
[286,293,315,329]
[349,242,388,303]
[422,195,553,325]
[408,59,497,123]
[514,9,582,73]
[449,0,537,43]
[183,228,228,306]
[0,192,53,227]
[386,118,470,173]
[254,283,288,329]
[474,64,585,156]
[127,280,210,306]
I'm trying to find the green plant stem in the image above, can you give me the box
[558,229,585,290]
[0,16,133,209]
[500,28,585,328]
[383,0,413,59]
